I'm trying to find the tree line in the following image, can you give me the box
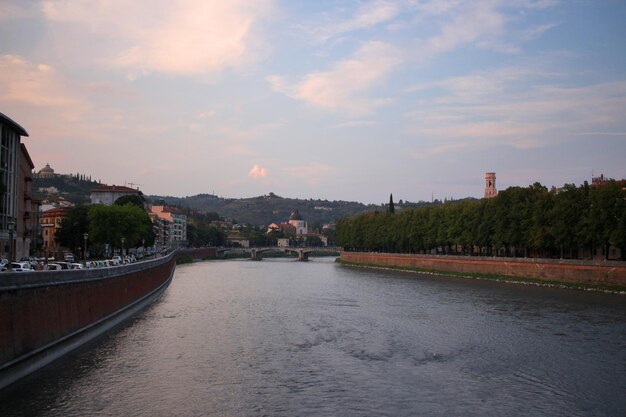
[335,181,626,260]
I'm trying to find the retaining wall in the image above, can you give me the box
[340,252,626,287]
[0,254,176,385]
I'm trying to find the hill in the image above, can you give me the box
[146,192,454,227]
[146,192,376,227]
[32,173,459,226]
[32,175,102,205]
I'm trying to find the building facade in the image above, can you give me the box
[0,112,30,262]
[16,144,37,259]
[484,172,497,199]
[90,185,142,206]
[288,210,307,235]
[149,205,187,249]
[39,207,70,258]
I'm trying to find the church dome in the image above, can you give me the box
[289,209,304,221]
[39,163,54,174]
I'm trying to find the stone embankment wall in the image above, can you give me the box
[340,252,626,287]
[178,247,217,259]
[0,254,176,377]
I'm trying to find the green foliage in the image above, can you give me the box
[88,204,154,249]
[186,217,226,247]
[56,205,90,250]
[114,194,145,208]
[32,175,100,205]
[336,180,626,259]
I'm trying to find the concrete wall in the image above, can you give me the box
[0,254,176,371]
[340,252,626,287]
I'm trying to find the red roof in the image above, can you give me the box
[41,207,71,217]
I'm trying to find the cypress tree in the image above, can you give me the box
[388,193,395,214]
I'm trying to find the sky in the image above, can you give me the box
[1,0,625,204]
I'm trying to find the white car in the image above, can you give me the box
[10,262,34,272]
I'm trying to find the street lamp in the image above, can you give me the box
[121,237,125,256]
[83,232,89,261]
[7,220,15,269]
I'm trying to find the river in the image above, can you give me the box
[1,257,625,416]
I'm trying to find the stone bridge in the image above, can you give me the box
[217,247,341,261]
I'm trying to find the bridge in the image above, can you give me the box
[217,247,341,261]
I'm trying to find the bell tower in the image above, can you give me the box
[484,172,497,199]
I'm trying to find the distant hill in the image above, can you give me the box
[146,193,372,226]
[32,175,101,205]
[32,174,464,226]
[146,192,446,227]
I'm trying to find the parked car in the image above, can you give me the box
[70,263,85,270]
[47,263,63,271]
[55,262,71,270]
[11,262,34,272]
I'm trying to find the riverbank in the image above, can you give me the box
[338,252,626,293]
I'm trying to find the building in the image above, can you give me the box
[90,185,142,206]
[150,213,170,252]
[17,144,38,259]
[484,172,497,199]
[266,222,296,235]
[149,205,187,249]
[35,163,56,178]
[269,210,328,247]
[288,210,307,235]
[39,207,70,258]
[1,112,32,262]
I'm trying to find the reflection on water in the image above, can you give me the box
[2,258,625,416]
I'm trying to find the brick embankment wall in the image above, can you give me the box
[177,247,217,259]
[340,252,626,287]
[0,255,176,370]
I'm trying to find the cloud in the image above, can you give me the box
[0,2,38,20]
[425,3,506,54]
[196,110,216,119]
[405,67,626,152]
[332,120,377,128]
[248,164,268,179]
[0,55,85,108]
[41,0,274,77]
[311,1,400,43]
[268,41,401,115]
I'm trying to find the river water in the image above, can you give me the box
[1,258,625,416]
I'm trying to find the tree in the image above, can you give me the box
[306,235,324,247]
[56,205,90,254]
[88,204,154,250]
[114,194,145,209]
[388,193,395,214]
